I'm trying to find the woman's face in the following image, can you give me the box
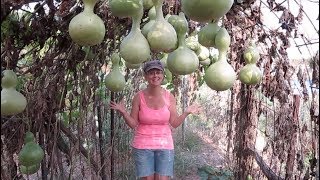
[144,68,164,86]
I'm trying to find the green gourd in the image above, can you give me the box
[196,45,210,61]
[167,13,199,75]
[120,4,151,64]
[125,61,141,69]
[147,0,177,53]
[239,64,262,85]
[143,0,154,10]
[243,41,260,64]
[105,53,126,92]
[1,70,27,116]
[239,41,262,85]
[185,35,201,52]
[199,58,211,66]
[109,0,142,18]
[24,131,35,144]
[160,53,168,68]
[142,6,156,37]
[204,28,235,91]
[20,163,40,175]
[181,0,233,23]
[204,51,236,91]
[215,27,231,52]
[18,133,44,166]
[198,21,220,48]
[68,0,105,46]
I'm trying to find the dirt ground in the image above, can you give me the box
[173,130,228,180]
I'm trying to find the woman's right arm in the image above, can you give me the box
[109,94,139,129]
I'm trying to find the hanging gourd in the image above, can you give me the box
[125,61,141,69]
[164,68,173,82]
[166,13,199,75]
[204,27,236,91]
[186,34,201,52]
[196,45,210,61]
[1,70,27,116]
[239,41,262,85]
[143,0,154,10]
[199,58,211,66]
[142,6,156,37]
[18,132,44,167]
[20,163,40,175]
[109,0,143,18]
[147,0,177,53]
[120,3,151,64]
[160,53,168,67]
[181,0,233,23]
[68,0,105,46]
[105,53,126,92]
[243,41,260,64]
[198,21,220,48]
[24,131,35,143]
[214,27,231,52]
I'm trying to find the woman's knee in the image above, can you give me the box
[141,174,155,180]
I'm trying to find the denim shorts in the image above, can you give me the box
[132,148,174,178]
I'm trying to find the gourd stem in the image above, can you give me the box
[83,46,90,60]
[177,33,186,47]
[218,50,228,62]
[111,53,121,68]
[83,0,97,13]
[154,0,164,21]
[131,7,143,32]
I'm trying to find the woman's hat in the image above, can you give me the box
[143,60,164,73]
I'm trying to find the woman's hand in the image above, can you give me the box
[185,103,202,115]
[109,99,126,114]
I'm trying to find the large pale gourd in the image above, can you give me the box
[239,64,262,85]
[105,53,126,92]
[198,21,220,48]
[147,0,177,53]
[143,0,154,10]
[1,70,27,116]
[109,0,143,18]
[167,13,199,75]
[215,27,231,52]
[204,26,235,91]
[120,4,151,64]
[204,51,236,91]
[196,45,210,61]
[142,7,156,37]
[125,61,141,69]
[181,0,233,23]
[68,0,105,46]
[185,35,201,52]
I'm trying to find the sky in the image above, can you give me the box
[260,0,319,60]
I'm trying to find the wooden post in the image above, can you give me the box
[285,95,300,179]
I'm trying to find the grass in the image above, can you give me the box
[174,128,204,178]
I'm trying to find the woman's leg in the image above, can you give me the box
[154,173,170,180]
[154,150,174,179]
[141,174,155,180]
[133,148,155,179]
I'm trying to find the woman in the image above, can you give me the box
[109,60,201,180]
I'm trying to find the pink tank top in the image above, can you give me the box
[131,90,174,150]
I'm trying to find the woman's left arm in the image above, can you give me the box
[168,94,200,128]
